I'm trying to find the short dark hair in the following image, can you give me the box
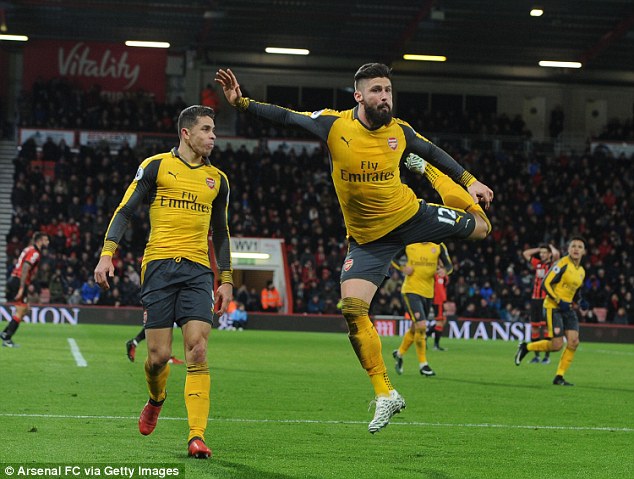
[539,243,550,250]
[177,105,215,137]
[569,236,587,248]
[33,232,47,243]
[354,63,392,88]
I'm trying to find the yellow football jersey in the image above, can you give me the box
[242,101,476,244]
[394,243,452,297]
[542,255,585,309]
[101,148,232,275]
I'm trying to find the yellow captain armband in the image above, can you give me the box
[219,270,234,285]
[235,97,250,112]
[101,240,118,256]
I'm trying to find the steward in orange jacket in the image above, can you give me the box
[261,281,282,312]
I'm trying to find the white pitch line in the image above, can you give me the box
[67,338,87,367]
[593,349,634,356]
[0,413,631,433]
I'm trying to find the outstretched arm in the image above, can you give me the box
[215,68,334,142]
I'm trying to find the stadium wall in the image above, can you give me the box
[1,305,632,344]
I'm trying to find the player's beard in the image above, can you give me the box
[365,103,392,128]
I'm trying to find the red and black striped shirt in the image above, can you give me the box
[530,257,552,299]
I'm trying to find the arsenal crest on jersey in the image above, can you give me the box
[206,178,216,189]
[387,137,398,150]
[343,258,354,271]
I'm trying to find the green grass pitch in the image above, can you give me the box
[0,323,632,479]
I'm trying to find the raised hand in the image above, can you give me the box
[214,69,243,107]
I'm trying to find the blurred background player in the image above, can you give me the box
[126,328,184,364]
[1,232,49,348]
[391,242,452,376]
[429,263,451,351]
[515,237,587,386]
[522,243,560,364]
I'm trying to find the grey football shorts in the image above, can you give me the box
[140,258,215,329]
[340,201,475,286]
[403,293,432,323]
[544,307,579,338]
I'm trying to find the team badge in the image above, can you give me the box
[206,178,216,189]
[387,137,398,150]
[431,247,437,254]
[134,167,144,181]
[143,310,148,324]
[343,259,353,271]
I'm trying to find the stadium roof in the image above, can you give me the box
[2,0,634,84]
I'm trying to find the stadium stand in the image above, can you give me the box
[4,79,634,324]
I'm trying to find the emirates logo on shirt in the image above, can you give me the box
[206,178,216,189]
[343,259,354,271]
[387,137,398,150]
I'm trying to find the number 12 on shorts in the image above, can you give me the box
[437,207,458,226]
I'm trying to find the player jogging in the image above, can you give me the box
[515,237,587,386]
[1,232,49,348]
[392,242,452,376]
[94,105,233,458]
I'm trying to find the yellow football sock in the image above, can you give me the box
[556,348,576,377]
[144,359,169,403]
[425,165,491,233]
[527,340,552,352]
[398,329,415,356]
[342,297,392,396]
[414,329,427,364]
[185,362,211,442]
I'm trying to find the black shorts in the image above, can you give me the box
[6,277,24,303]
[140,258,215,329]
[530,298,545,324]
[544,307,579,338]
[403,293,431,323]
[341,202,475,286]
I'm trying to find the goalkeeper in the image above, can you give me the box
[216,63,493,434]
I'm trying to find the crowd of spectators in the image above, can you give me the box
[16,77,187,133]
[5,78,634,325]
[236,102,532,140]
[7,134,634,325]
[594,117,634,142]
[12,76,631,141]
